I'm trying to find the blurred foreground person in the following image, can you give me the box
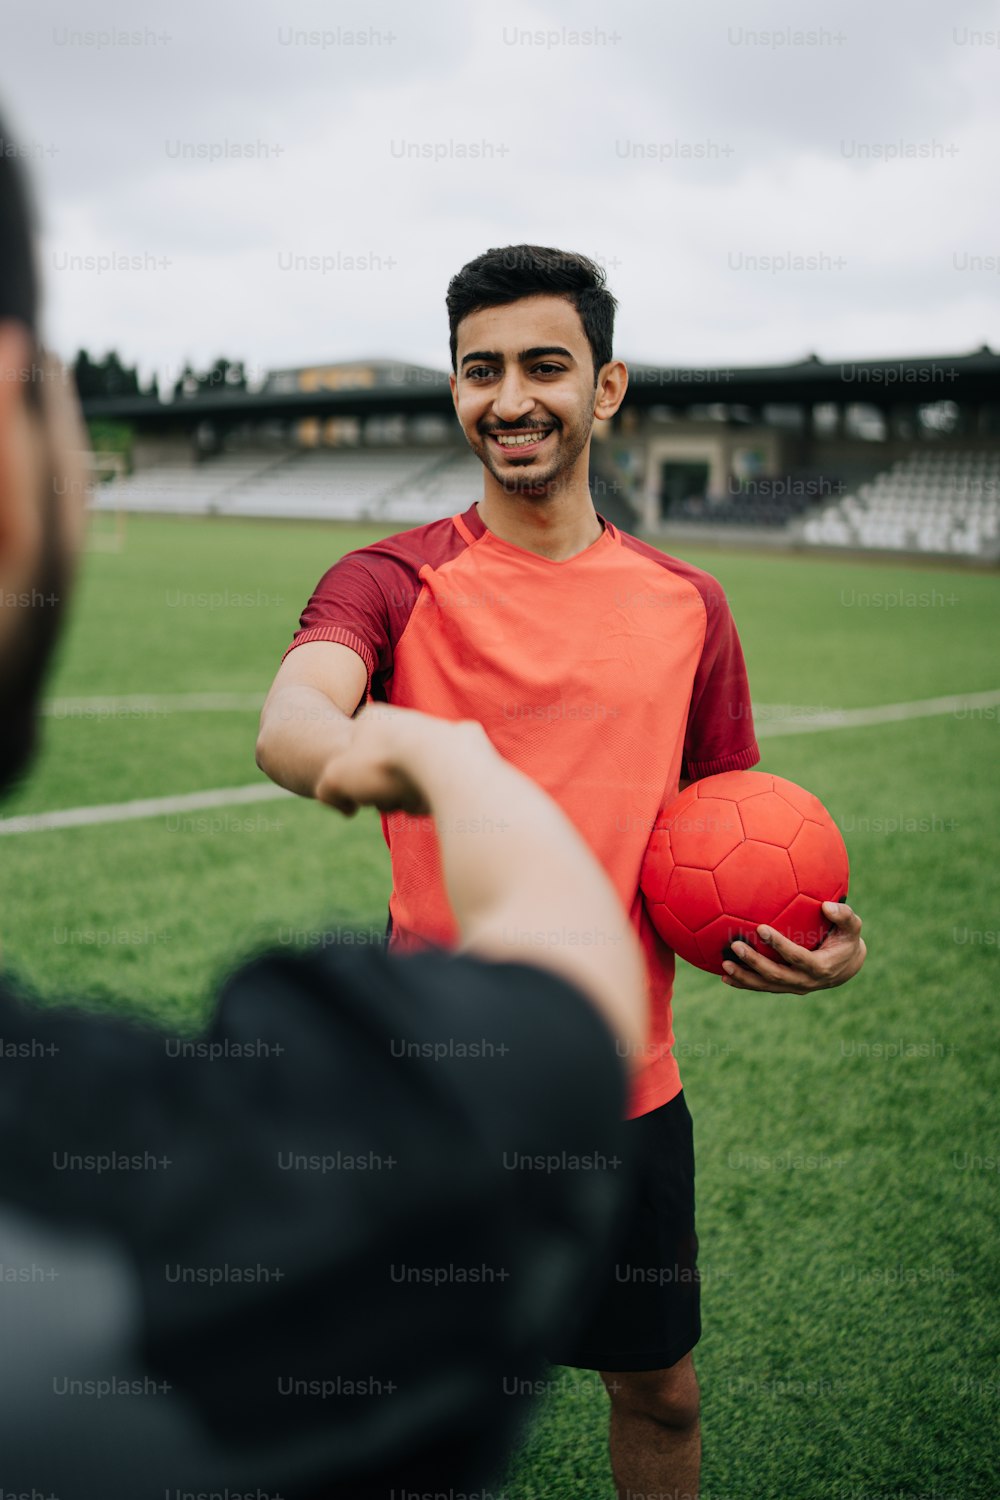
[0,116,646,1498]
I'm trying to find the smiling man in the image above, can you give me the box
[256,244,867,1500]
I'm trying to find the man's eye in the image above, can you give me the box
[533,364,564,376]
[466,366,496,380]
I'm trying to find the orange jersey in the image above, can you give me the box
[285,505,759,1117]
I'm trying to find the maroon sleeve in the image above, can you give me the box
[681,574,760,781]
[282,552,397,697]
[280,517,472,700]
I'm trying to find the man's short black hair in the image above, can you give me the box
[0,115,39,335]
[446,245,616,381]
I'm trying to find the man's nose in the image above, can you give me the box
[491,369,535,423]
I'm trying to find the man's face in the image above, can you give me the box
[0,331,88,794]
[450,294,609,497]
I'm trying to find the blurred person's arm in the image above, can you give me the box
[0,699,645,1499]
[315,701,647,1068]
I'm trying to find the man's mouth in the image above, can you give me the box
[484,428,555,456]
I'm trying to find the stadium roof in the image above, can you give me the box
[82,348,1000,428]
[623,347,1000,407]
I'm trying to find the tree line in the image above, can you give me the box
[73,351,249,402]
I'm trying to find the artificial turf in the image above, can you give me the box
[1,513,996,1498]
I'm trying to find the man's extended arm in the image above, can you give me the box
[255,640,367,798]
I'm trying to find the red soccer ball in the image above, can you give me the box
[640,770,850,975]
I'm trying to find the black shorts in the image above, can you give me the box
[547,1089,700,1373]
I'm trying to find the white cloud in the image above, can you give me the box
[3,0,997,381]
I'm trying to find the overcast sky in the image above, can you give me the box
[4,0,998,390]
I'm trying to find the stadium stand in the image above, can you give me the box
[88,451,293,516]
[89,436,1000,561]
[667,468,858,529]
[366,447,484,523]
[81,346,1000,562]
[91,446,483,524]
[797,450,1000,558]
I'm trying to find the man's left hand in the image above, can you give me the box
[721,901,866,994]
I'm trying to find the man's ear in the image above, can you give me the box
[594,359,628,423]
[0,320,42,575]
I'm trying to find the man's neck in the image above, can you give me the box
[476,484,605,562]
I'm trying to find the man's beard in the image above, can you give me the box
[471,418,591,496]
[0,482,71,797]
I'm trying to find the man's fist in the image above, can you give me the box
[313,704,489,819]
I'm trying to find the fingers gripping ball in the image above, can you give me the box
[640,771,850,975]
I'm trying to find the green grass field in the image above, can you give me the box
[2,513,998,1499]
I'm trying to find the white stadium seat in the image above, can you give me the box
[91,446,483,526]
[800,448,1000,560]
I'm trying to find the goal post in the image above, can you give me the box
[84,450,127,552]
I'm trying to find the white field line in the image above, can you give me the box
[40,687,1000,728]
[3,688,996,838]
[754,687,1000,737]
[43,692,264,717]
[0,783,292,836]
